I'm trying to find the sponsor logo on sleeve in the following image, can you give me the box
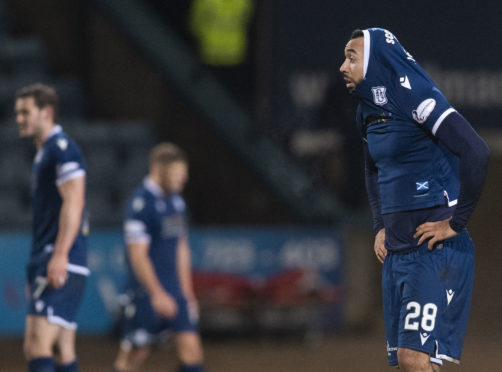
[412,98,436,123]
[371,86,388,106]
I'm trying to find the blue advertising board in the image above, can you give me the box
[0,228,344,334]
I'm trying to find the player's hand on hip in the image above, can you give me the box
[151,291,178,319]
[374,228,387,264]
[47,253,68,289]
[414,218,458,250]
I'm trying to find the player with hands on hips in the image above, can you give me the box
[340,28,489,371]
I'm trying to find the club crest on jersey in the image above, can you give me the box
[371,86,388,106]
[412,98,436,124]
[132,197,145,212]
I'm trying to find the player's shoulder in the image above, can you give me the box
[47,130,82,155]
[128,184,151,207]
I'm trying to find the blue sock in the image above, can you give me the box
[179,364,204,372]
[28,357,55,372]
[55,360,78,372]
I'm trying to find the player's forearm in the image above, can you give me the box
[177,238,195,299]
[365,171,384,234]
[364,169,384,235]
[451,154,489,232]
[179,256,195,299]
[362,143,384,234]
[129,249,166,297]
[53,198,83,258]
[435,112,490,232]
[179,266,195,300]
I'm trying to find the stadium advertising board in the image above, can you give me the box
[0,228,344,334]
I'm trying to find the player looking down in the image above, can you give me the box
[113,143,204,372]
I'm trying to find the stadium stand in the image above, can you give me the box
[0,6,156,229]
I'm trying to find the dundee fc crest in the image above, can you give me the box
[371,86,388,106]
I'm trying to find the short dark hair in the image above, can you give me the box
[350,29,364,40]
[15,83,59,120]
[150,142,188,167]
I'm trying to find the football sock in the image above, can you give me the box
[179,364,204,372]
[28,357,55,372]
[55,360,78,372]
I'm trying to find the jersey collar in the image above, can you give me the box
[39,125,62,149]
[47,125,62,140]
[144,177,164,198]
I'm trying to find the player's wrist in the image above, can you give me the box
[151,288,169,299]
[50,251,69,261]
[184,291,196,301]
[448,219,464,234]
[374,223,384,235]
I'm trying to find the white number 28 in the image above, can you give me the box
[404,301,437,332]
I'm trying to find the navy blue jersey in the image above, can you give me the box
[29,125,88,279]
[355,28,459,214]
[124,178,188,297]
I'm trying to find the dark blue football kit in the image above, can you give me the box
[27,125,88,329]
[120,178,198,348]
[352,28,489,365]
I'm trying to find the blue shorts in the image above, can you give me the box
[382,230,474,366]
[121,291,199,348]
[27,272,87,330]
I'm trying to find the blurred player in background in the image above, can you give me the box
[15,83,89,372]
[113,143,204,372]
[340,29,489,371]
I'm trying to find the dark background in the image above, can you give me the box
[1,0,501,370]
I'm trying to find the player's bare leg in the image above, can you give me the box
[113,344,151,372]
[24,315,61,360]
[397,348,440,372]
[53,327,77,365]
[175,331,204,366]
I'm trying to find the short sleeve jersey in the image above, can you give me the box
[354,28,459,214]
[123,178,188,297]
[30,125,88,278]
